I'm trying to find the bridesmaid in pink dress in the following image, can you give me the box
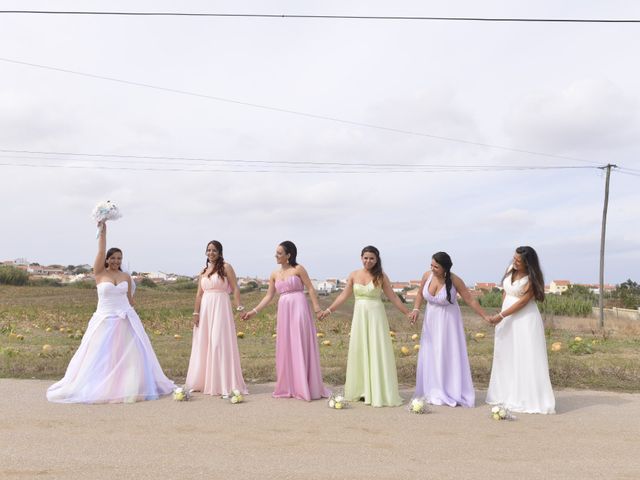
[243,241,330,401]
[186,241,247,397]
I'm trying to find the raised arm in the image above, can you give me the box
[295,265,322,317]
[382,274,410,316]
[93,222,106,278]
[225,263,242,310]
[320,273,354,319]
[241,273,277,320]
[408,272,429,324]
[452,274,490,323]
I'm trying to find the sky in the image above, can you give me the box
[0,0,639,284]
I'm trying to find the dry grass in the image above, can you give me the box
[1,285,639,391]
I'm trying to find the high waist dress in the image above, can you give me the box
[486,275,555,414]
[47,281,175,403]
[414,275,475,407]
[186,274,247,396]
[344,281,403,407]
[273,275,330,401]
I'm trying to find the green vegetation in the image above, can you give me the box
[1,285,639,392]
[609,279,640,309]
[0,266,29,286]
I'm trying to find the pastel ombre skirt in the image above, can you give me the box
[344,282,403,407]
[186,275,247,396]
[47,281,175,403]
[273,275,330,401]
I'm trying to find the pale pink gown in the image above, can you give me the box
[186,274,247,396]
[273,275,330,401]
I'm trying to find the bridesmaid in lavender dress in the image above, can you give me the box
[409,252,490,407]
[243,241,330,401]
[186,241,247,397]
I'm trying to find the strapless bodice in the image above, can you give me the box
[275,275,304,295]
[201,274,231,294]
[353,281,382,301]
[96,281,131,313]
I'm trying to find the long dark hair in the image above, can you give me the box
[279,240,298,267]
[432,251,453,304]
[201,240,226,279]
[104,247,123,270]
[503,246,545,302]
[361,245,384,287]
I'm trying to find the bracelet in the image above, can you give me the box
[411,308,419,312]
[314,309,321,314]
[236,306,245,312]
[192,312,199,316]
[325,308,332,316]
[250,308,258,315]
[498,312,505,319]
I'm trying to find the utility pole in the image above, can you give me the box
[598,164,616,329]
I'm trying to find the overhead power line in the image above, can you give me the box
[1,11,639,23]
[0,57,601,166]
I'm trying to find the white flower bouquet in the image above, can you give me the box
[327,392,349,410]
[490,405,515,421]
[229,389,244,404]
[408,397,430,414]
[173,386,191,402]
[91,200,122,237]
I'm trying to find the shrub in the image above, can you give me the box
[0,266,29,286]
[139,277,158,288]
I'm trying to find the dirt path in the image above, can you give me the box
[1,380,639,479]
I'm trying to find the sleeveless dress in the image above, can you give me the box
[344,281,403,407]
[486,275,555,414]
[186,274,247,396]
[46,281,175,403]
[273,275,330,401]
[414,275,475,407]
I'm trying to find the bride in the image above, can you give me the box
[486,246,555,414]
[47,222,175,403]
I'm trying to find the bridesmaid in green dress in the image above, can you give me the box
[321,246,410,407]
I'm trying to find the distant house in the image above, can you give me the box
[391,282,411,293]
[475,282,497,292]
[549,280,571,294]
[316,280,338,293]
[404,289,418,303]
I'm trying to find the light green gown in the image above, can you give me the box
[344,281,403,407]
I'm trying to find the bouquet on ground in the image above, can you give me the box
[229,389,244,404]
[91,200,122,237]
[173,386,191,402]
[408,397,430,414]
[327,392,349,410]
[490,405,516,421]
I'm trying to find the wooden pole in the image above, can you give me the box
[598,164,616,329]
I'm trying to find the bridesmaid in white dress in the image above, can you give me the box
[486,246,555,414]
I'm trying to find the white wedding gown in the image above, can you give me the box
[486,275,555,414]
[47,281,175,403]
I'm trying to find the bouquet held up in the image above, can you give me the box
[91,200,122,237]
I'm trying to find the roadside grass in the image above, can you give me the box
[1,285,639,391]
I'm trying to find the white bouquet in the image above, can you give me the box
[173,386,191,402]
[408,397,430,414]
[229,389,244,404]
[490,405,516,421]
[327,392,349,410]
[91,200,122,237]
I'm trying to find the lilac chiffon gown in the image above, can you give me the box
[273,275,330,401]
[414,275,475,407]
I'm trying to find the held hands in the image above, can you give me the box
[488,313,504,325]
[408,309,419,324]
[241,309,257,321]
[318,308,332,321]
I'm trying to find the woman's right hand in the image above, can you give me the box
[241,310,256,321]
[192,313,200,327]
[408,310,419,324]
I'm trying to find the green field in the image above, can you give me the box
[1,285,639,391]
